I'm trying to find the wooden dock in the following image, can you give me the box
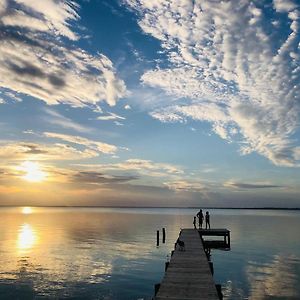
[154,229,220,300]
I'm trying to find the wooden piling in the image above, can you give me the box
[162,227,166,243]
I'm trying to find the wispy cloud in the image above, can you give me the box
[71,171,138,186]
[164,180,205,192]
[43,108,90,132]
[43,132,118,154]
[224,181,284,190]
[0,0,127,107]
[96,112,126,121]
[0,90,22,103]
[0,141,98,161]
[125,0,300,166]
[74,159,183,178]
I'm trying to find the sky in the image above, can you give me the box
[0,0,300,207]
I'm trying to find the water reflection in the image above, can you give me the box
[17,223,37,253]
[247,255,300,299]
[0,208,174,299]
[0,207,299,299]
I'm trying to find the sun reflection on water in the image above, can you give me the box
[17,223,37,253]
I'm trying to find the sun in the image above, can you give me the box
[22,207,33,214]
[20,161,47,182]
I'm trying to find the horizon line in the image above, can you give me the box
[0,205,299,210]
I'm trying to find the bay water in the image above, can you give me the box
[0,207,299,299]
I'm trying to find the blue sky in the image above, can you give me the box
[0,0,300,207]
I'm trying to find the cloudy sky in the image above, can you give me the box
[0,0,300,207]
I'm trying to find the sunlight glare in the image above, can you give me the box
[22,207,33,214]
[20,161,47,182]
[17,223,37,252]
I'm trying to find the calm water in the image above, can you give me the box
[0,207,300,299]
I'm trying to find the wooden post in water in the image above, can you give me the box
[156,230,159,246]
[165,261,169,271]
[162,227,166,243]
[209,261,214,275]
[216,284,223,300]
[154,283,160,295]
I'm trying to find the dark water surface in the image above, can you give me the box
[0,207,299,299]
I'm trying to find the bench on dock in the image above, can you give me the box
[199,228,230,249]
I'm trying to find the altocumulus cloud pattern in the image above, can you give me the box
[126,0,300,167]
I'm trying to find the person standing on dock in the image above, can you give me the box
[205,211,210,229]
[196,209,204,229]
[193,216,197,229]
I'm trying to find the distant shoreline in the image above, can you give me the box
[0,205,299,210]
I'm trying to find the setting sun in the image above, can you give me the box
[20,161,47,182]
[22,207,33,214]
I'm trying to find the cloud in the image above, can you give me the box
[0,142,98,161]
[74,158,183,178]
[114,121,124,126]
[2,0,79,40]
[0,0,127,107]
[96,112,126,121]
[43,132,117,154]
[200,167,217,173]
[125,0,300,166]
[43,108,90,132]
[150,102,231,138]
[0,89,23,102]
[224,181,284,190]
[164,180,205,192]
[71,171,138,186]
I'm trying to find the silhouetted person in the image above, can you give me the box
[196,209,204,228]
[205,211,210,229]
[193,216,197,229]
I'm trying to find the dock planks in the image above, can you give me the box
[154,229,219,300]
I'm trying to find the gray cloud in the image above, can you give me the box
[224,182,284,189]
[20,143,49,155]
[48,74,66,88]
[7,60,45,78]
[71,171,139,185]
